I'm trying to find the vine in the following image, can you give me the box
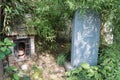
[1,0,30,34]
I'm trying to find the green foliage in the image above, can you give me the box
[5,66,20,80]
[56,43,71,66]
[2,1,120,80]
[30,0,71,49]
[21,75,30,80]
[98,44,120,80]
[0,38,15,60]
[25,0,120,50]
[30,65,43,80]
[2,0,26,33]
[57,53,67,66]
[2,0,120,50]
[66,44,120,80]
[66,63,100,80]
[34,19,56,50]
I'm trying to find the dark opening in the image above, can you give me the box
[14,38,30,58]
[18,42,25,51]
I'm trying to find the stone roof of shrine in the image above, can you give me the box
[6,24,36,36]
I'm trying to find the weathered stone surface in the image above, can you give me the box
[71,10,101,67]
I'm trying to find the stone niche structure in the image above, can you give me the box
[6,24,36,61]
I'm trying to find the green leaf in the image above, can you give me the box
[11,43,15,47]
[116,76,120,80]
[71,68,80,74]
[0,52,5,60]
[80,63,90,70]
[6,42,15,46]
[0,46,7,52]
[6,6,12,13]
[87,69,95,77]
[20,0,23,2]
[0,41,4,46]
[21,75,30,80]
[5,48,12,55]
[94,73,102,80]
[4,38,14,46]
[13,73,20,80]
[4,38,11,44]
[6,66,17,73]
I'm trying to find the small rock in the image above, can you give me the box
[21,64,28,71]
[64,62,73,71]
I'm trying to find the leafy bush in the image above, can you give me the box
[0,38,15,60]
[66,63,100,80]
[5,66,20,80]
[98,44,120,80]
[66,44,120,80]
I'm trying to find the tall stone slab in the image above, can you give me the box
[71,10,101,67]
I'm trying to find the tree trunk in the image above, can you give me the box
[0,0,4,80]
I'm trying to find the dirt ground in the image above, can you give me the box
[6,42,70,80]
[34,52,66,80]
[8,51,66,80]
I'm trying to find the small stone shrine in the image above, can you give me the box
[6,14,36,63]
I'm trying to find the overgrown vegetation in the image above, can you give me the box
[1,0,27,34]
[56,43,71,66]
[66,44,120,80]
[0,38,18,80]
[1,0,120,80]
[5,64,43,80]
[0,38,14,60]
[2,0,120,48]
[57,53,67,66]
[5,66,20,80]
[66,63,99,80]
[65,0,120,79]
